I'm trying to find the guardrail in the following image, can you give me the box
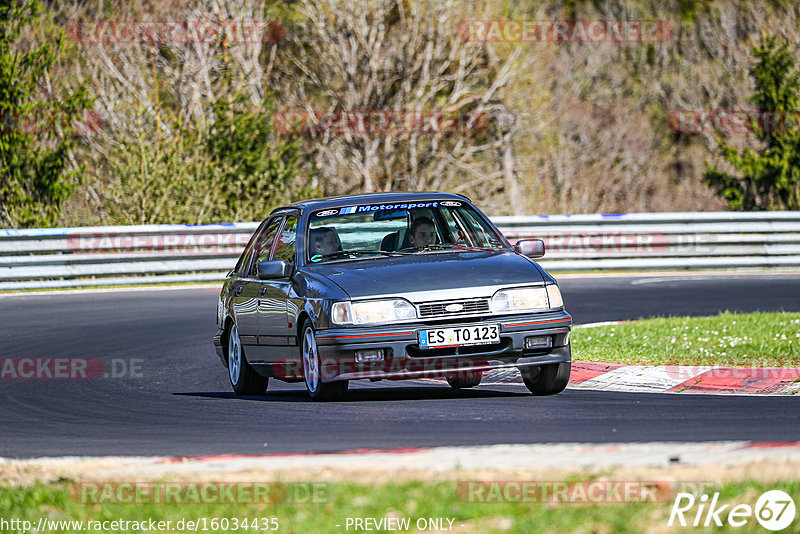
[1,211,799,289]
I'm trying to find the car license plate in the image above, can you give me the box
[418,324,500,349]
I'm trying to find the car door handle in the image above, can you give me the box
[259,286,268,296]
[234,286,243,296]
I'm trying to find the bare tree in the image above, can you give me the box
[59,0,296,224]
[48,0,800,224]
[279,0,525,212]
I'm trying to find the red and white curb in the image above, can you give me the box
[460,320,800,395]
[570,362,800,395]
[473,362,800,394]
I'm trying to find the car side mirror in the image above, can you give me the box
[257,260,292,280]
[515,239,545,258]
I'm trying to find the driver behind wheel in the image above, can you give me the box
[310,227,341,257]
[408,216,437,248]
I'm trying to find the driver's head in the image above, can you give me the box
[408,217,436,247]
[311,227,339,256]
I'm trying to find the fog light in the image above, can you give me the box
[355,349,385,363]
[525,336,552,349]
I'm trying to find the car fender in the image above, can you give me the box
[294,269,350,330]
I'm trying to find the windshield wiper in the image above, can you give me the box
[323,249,405,260]
[397,243,460,252]
[397,243,503,252]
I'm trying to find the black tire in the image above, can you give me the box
[446,371,483,389]
[228,322,269,395]
[521,362,570,396]
[300,320,348,401]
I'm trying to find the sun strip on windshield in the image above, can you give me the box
[314,200,460,218]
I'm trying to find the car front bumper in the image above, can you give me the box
[309,310,571,381]
[213,310,572,382]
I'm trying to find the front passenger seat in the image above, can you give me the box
[380,231,399,251]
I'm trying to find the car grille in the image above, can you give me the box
[417,298,490,318]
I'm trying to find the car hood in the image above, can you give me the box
[304,250,545,300]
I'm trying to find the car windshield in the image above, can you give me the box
[306,200,508,263]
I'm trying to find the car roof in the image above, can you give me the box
[270,191,472,215]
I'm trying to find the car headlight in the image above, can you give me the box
[331,299,417,325]
[491,285,562,313]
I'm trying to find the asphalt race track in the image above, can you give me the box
[1,274,799,458]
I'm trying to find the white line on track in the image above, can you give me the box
[0,284,221,298]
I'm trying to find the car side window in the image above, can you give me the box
[272,215,298,264]
[454,208,505,248]
[248,216,283,277]
[439,209,466,244]
[233,221,267,275]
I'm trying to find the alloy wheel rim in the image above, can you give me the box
[228,325,241,385]
[303,328,319,392]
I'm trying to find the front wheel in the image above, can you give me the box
[520,362,570,396]
[228,322,269,395]
[301,320,348,401]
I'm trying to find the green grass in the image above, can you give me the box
[1,479,798,533]
[572,311,800,367]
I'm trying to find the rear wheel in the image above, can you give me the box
[446,371,483,389]
[228,322,269,395]
[521,362,570,396]
[301,320,348,401]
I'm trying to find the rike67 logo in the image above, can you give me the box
[669,489,795,531]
